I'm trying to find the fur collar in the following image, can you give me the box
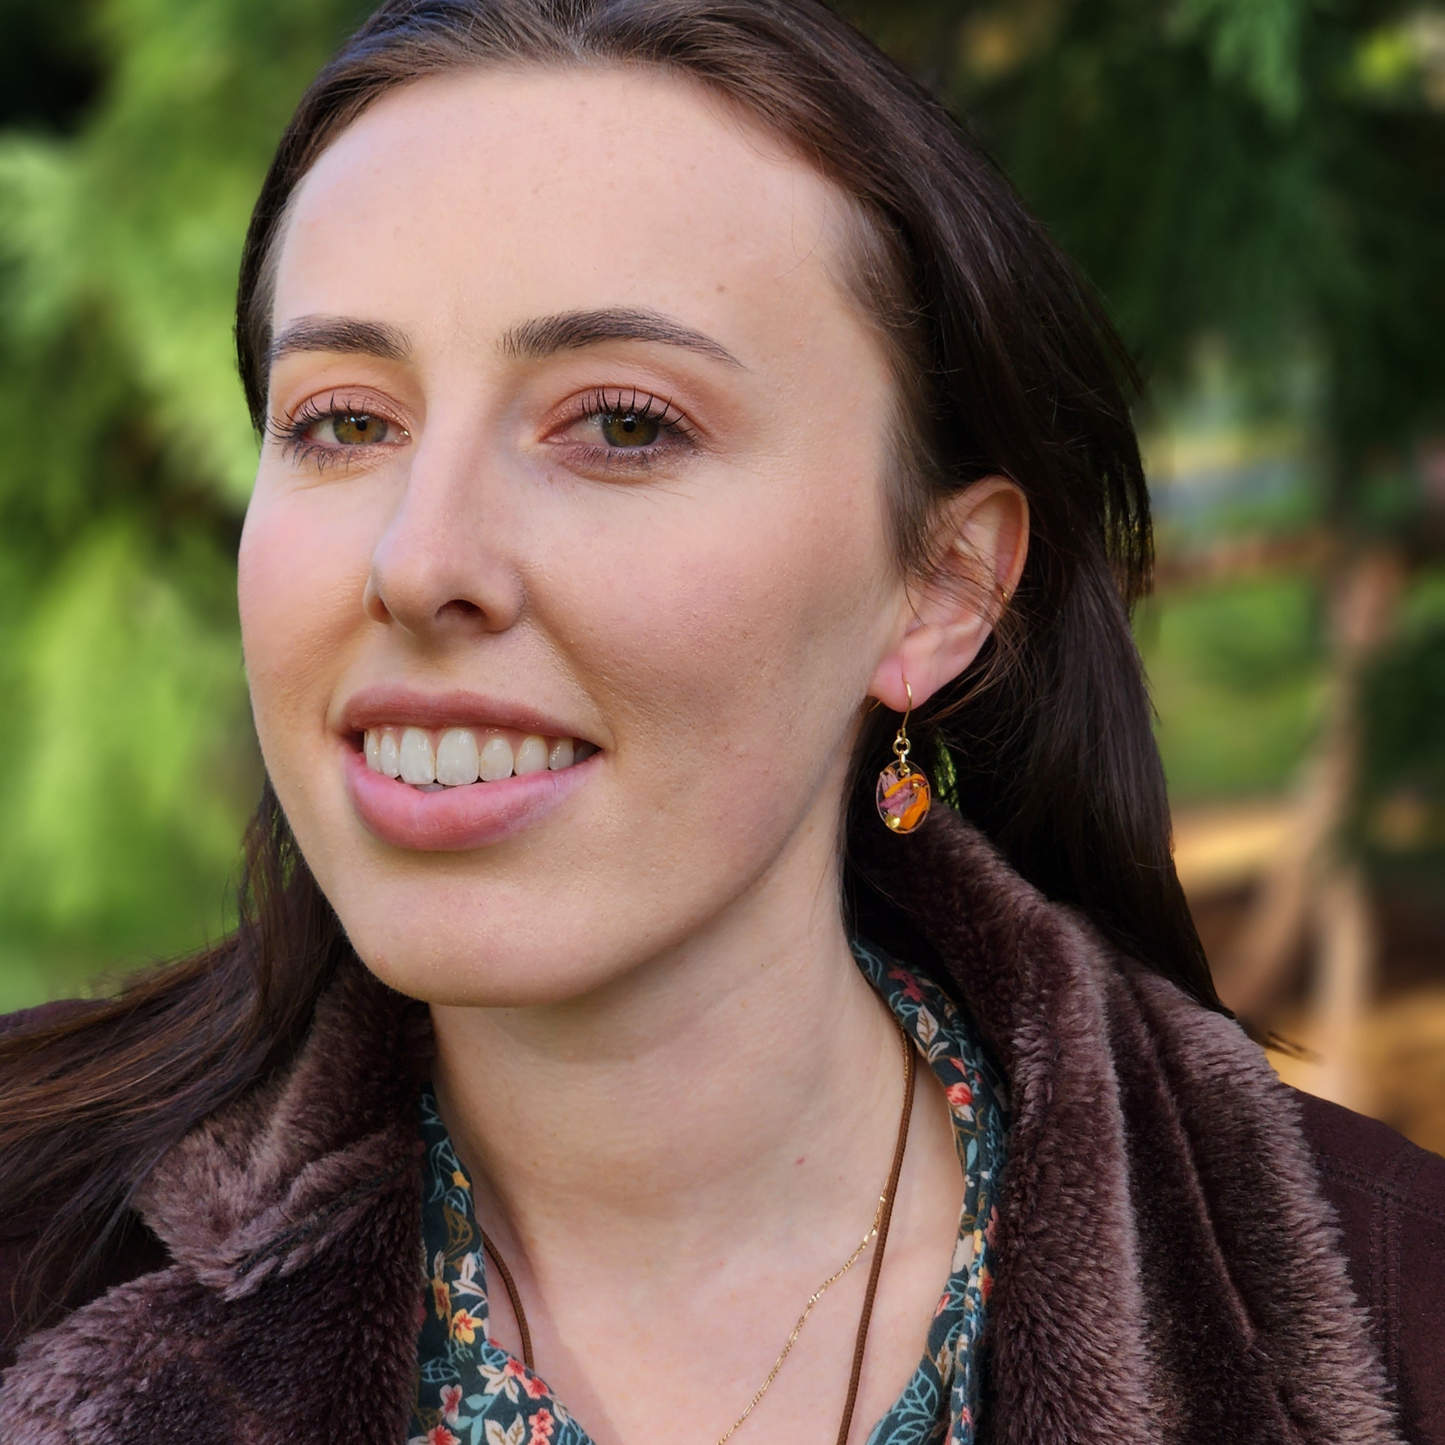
[0,962,433,1444]
[854,813,1401,1445]
[0,811,1402,1443]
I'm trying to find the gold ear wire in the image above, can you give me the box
[876,678,931,834]
[893,681,914,772]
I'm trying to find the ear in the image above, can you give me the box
[869,477,1029,712]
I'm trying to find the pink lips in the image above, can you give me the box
[344,744,594,851]
[341,684,576,739]
[337,686,597,851]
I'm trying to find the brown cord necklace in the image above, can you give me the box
[480,1020,917,1445]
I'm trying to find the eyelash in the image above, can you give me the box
[269,392,406,470]
[559,387,697,472]
[269,385,698,473]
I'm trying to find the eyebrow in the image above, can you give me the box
[500,307,745,368]
[266,307,744,373]
[268,316,412,368]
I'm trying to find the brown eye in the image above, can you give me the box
[330,412,389,445]
[600,410,660,447]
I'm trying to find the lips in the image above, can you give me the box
[341,684,587,740]
[343,743,596,851]
[338,686,599,851]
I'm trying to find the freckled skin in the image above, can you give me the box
[239,67,1026,1445]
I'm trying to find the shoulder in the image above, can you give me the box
[0,996,170,1370]
[0,1211,168,1368]
[1293,1089,1445,1445]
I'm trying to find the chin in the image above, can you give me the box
[337,898,632,1010]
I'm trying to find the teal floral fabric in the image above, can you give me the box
[850,941,1009,1445]
[408,943,1009,1445]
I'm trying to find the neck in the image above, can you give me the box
[429,844,905,1275]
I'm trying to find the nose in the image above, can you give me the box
[364,431,525,640]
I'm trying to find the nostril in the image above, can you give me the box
[438,599,484,619]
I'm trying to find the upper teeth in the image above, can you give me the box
[364,726,586,788]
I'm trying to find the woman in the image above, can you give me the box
[0,2,1440,1442]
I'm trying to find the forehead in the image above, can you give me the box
[272,64,860,354]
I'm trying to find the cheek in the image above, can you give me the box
[549,457,894,789]
[238,485,373,740]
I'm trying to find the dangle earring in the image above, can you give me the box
[876,681,931,834]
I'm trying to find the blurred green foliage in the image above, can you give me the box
[1138,577,1327,803]
[841,0,1445,489]
[0,0,371,1002]
[0,0,1441,1006]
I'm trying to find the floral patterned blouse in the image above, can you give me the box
[409,942,1009,1445]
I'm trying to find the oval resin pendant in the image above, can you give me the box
[876,764,931,834]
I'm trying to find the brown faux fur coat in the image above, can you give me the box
[1,810,1442,1443]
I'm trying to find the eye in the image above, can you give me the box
[271,393,410,468]
[548,387,696,472]
[599,409,660,448]
[312,411,393,446]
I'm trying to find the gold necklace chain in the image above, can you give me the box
[480,1019,916,1445]
[713,1184,888,1445]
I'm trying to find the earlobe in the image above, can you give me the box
[867,476,1028,713]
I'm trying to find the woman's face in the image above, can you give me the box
[239,66,923,1005]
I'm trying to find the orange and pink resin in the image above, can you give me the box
[876,764,930,833]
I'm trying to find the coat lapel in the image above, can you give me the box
[855,807,1402,1445]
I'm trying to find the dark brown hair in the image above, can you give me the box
[0,0,1222,1345]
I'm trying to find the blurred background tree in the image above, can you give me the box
[0,0,372,1002]
[1,0,1442,1135]
[838,0,1445,1126]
